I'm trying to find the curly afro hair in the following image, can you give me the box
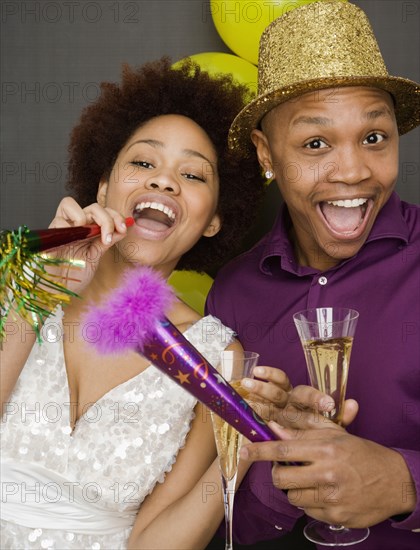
[66,57,265,273]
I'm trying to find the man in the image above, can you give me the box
[206,1,420,548]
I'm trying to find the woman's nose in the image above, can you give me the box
[145,174,180,194]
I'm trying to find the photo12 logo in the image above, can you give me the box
[1,2,141,24]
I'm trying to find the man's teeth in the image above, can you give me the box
[134,201,176,221]
[326,198,368,208]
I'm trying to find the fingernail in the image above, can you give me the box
[120,222,127,230]
[105,233,112,244]
[269,420,285,430]
[254,366,265,377]
[242,378,255,389]
[320,397,335,411]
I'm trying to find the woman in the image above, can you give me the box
[0,58,290,549]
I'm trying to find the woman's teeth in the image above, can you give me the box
[326,198,368,208]
[134,201,176,221]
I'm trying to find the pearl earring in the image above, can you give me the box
[265,170,274,179]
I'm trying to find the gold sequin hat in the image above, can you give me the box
[229,0,420,155]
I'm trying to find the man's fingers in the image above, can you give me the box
[288,385,335,414]
[242,366,292,407]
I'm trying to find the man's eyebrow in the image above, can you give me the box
[363,108,394,121]
[292,116,332,127]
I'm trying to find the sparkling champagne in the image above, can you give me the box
[211,381,250,480]
[302,336,354,424]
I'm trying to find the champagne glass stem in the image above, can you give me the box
[221,472,238,550]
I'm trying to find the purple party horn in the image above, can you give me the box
[84,266,277,442]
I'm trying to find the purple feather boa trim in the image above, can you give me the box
[83,266,175,354]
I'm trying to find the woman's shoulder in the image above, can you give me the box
[169,299,203,333]
[166,299,235,350]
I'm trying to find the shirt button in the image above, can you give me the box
[318,276,328,285]
[274,525,283,531]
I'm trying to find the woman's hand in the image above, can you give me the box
[45,197,129,294]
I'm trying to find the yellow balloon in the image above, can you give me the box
[210,0,348,65]
[175,52,257,93]
[168,270,214,316]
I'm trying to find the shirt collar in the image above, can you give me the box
[260,192,409,276]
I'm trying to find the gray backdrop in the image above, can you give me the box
[1,0,419,232]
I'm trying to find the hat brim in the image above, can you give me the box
[228,76,420,156]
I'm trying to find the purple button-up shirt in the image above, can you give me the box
[206,192,420,549]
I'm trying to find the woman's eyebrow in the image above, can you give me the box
[126,139,163,152]
[126,139,215,166]
[182,148,215,165]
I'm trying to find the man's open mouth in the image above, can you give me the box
[320,198,369,234]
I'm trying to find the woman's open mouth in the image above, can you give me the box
[133,201,176,232]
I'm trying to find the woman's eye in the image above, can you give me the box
[182,172,205,182]
[305,138,328,149]
[363,133,385,145]
[131,160,153,169]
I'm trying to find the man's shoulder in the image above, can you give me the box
[216,238,267,283]
[400,199,420,224]
[397,199,420,245]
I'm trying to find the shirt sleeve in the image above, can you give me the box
[231,462,303,544]
[390,449,420,532]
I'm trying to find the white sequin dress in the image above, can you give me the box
[1,308,234,549]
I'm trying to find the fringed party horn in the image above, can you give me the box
[84,266,277,442]
[0,218,134,341]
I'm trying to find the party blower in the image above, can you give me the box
[0,219,134,340]
[84,266,277,443]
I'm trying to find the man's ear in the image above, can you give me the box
[251,129,273,176]
[97,180,108,207]
[203,213,222,238]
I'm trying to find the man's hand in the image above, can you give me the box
[280,385,359,428]
[240,421,416,528]
[243,377,358,429]
[241,366,292,422]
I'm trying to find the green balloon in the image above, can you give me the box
[168,270,214,315]
[211,0,348,65]
[174,52,257,93]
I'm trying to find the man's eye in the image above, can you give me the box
[363,133,385,145]
[305,139,328,149]
[131,160,153,168]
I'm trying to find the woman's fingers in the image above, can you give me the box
[50,197,89,228]
[82,203,128,245]
[50,198,128,246]
[44,197,130,293]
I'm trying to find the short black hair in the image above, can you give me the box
[66,57,265,272]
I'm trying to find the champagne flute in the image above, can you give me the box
[210,350,259,550]
[293,307,369,546]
